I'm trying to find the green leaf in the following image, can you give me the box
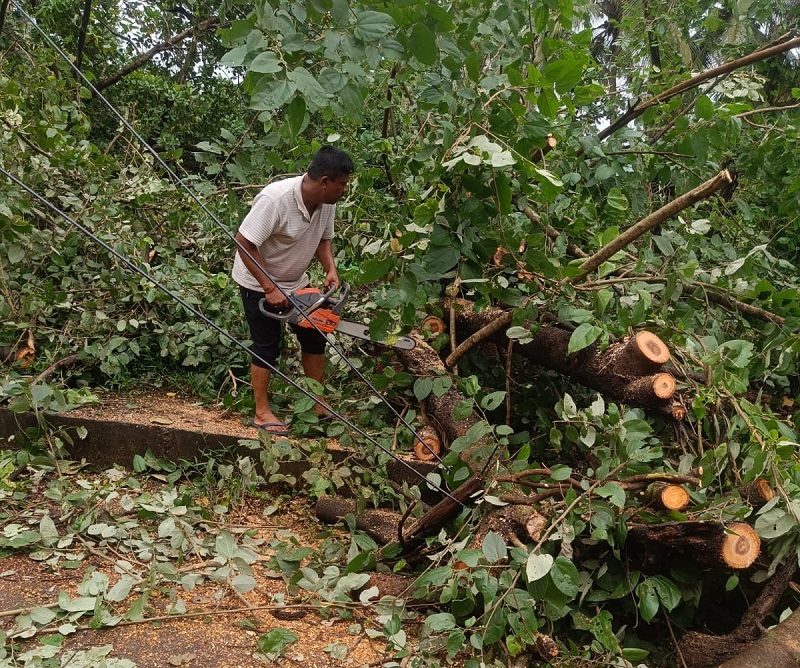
[482,531,507,563]
[414,377,433,401]
[567,323,602,353]
[219,45,249,67]
[480,391,506,411]
[287,68,329,111]
[285,96,307,141]
[250,79,297,111]
[257,628,298,659]
[354,11,395,41]
[636,580,660,622]
[409,23,437,65]
[425,612,456,632]
[525,552,553,582]
[695,94,714,119]
[232,574,257,593]
[6,243,24,264]
[550,557,579,598]
[215,530,237,560]
[248,52,283,74]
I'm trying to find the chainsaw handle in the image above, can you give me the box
[257,284,338,321]
[327,282,350,315]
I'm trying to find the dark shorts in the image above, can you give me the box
[239,286,327,368]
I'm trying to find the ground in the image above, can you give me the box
[0,388,398,668]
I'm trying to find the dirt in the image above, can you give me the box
[0,388,394,668]
[65,388,265,439]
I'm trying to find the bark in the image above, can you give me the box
[316,474,485,546]
[404,474,485,543]
[626,521,760,570]
[76,0,92,69]
[679,558,798,667]
[0,0,10,35]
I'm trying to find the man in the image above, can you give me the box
[232,146,355,435]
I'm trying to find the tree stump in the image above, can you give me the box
[626,521,760,570]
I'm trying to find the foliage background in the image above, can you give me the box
[1,0,800,665]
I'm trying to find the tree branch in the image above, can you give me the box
[566,169,733,284]
[598,35,800,143]
[95,17,219,92]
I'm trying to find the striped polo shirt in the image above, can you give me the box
[232,174,335,293]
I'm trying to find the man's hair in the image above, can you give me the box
[307,146,355,180]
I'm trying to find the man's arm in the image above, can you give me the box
[235,232,288,308]
[315,238,340,290]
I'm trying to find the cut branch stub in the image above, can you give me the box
[627,521,760,570]
[612,331,671,376]
[622,373,676,405]
[739,478,775,509]
[643,483,690,511]
[421,316,446,335]
[413,427,442,462]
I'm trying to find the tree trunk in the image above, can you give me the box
[626,521,760,570]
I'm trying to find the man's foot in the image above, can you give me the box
[250,419,290,436]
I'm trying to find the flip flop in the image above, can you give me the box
[250,420,290,436]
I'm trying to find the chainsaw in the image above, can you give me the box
[258,283,416,351]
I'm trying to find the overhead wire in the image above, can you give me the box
[7,0,448,468]
[0,165,465,505]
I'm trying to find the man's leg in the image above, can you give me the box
[301,352,331,417]
[240,286,286,433]
[252,363,283,427]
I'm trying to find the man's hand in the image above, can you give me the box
[262,287,289,310]
[323,269,340,291]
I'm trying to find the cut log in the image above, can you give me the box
[404,474,485,543]
[739,478,775,509]
[413,427,442,462]
[421,316,446,335]
[621,373,676,405]
[719,609,800,668]
[396,337,493,469]
[442,299,684,419]
[315,496,401,546]
[643,483,690,511]
[614,331,671,374]
[626,521,760,570]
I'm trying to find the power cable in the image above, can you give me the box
[0,165,463,506]
[8,0,446,466]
